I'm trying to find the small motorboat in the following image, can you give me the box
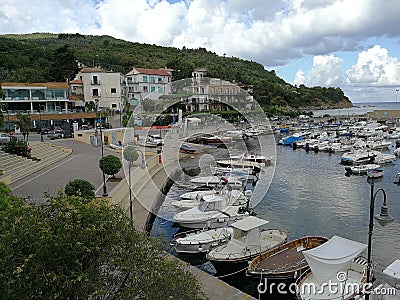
[246,236,328,280]
[367,167,384,178]
[216,160,262,173]
[189,175,244,189]
[170,226,233,254]
[179,143,197,154]
[206,216,288,275]
[345,163,381,175]
[230,153,272,165]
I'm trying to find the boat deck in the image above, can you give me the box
[256,248,306,272]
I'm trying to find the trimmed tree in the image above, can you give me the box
[99,154,122,178]
[0,188,203,299]
[65,179,95,198]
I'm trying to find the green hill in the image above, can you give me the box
[0,33,352,112]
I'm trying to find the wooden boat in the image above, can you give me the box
[206,216,288,275]
[246,236,328,280]
[296,236,371,300]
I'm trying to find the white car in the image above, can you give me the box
[0,133,10,143]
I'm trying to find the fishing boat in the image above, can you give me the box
[189,175,244,189]
[172,193,254,229]
[246,236,328,280]
[230,153,272,165]
[171,189,250,210]
[170,226,233,254]
[179,143,197,154]
[216,160,262,173]
[206,216,288,275]
[367,167,384,178]
[296,235,371,300]
[201,135,233,146]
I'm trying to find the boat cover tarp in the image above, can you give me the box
[303,235,367,285]
[383,259,400,280]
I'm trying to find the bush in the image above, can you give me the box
[99,155,122,178]
[65,179,95,198]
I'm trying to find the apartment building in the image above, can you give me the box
[76,67,126,110]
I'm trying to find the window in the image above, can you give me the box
[151,86,155,92]
[92,89,99,96]
[158,77,163,82]
[158,87,162,93]
[112,103,117,108]
[92,76,99,85]
[143,75,148,82]
[150,76,156,83]
[111,88,117,93]
[143,86,148,92]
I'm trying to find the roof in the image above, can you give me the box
[383,259,400,280]
[126,67,171,77]
[80,67,105,73]
[70,79,83,84]
[1,82,68,89]
[231,216,269,231]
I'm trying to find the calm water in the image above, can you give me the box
[151,133,400,298]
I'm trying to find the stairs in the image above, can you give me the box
[0,142,72,183]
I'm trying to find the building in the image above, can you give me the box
[125,67,172,104]
[1,82,73,114]
[76,67,127,110]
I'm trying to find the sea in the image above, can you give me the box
[150,105,400,299]
[312,101,400,117]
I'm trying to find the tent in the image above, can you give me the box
[303,235,367,285]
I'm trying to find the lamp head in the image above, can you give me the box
[375,203,394,226]
[140,158,146,169]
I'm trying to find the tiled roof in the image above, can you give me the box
[80,67,104,73]
[70,79,83,84]
[1,82,68,89]
[127,67,171,76]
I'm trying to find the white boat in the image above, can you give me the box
[172,193,253,229]
[206,216,288,275]
[367,167,384,178]
[341,150,380,165]
[296,235,370,300]
[216,159,262,173]
[189,175,244,189]
[394,148,400,157]
[373,152,396,164]
[171,189,250,210]
[230,153,272,165]
[345,164,381,175]
[211,166,258,182]
[170,226,233,254]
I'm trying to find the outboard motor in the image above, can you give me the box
[345,167,352,177]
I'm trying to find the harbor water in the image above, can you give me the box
[151,133,400,298]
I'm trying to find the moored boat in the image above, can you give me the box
[179,143,197,154]
[296,235,370,300]
[246,236,328,280]
[206,216,288,275]
[170,226,233,254]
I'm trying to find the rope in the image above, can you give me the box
[214,265,250,278]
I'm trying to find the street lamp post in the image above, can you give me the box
[365,178,394,299]
[123,146,146,223]
[396,88,399,110]
[39,105,44,142]
[95,100,108,197]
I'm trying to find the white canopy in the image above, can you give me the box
[231,216,269,231]
[303,235,367,285]
[383,259,400,280]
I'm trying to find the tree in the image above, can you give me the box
[16,112,31,142]
[99,155,122,178]
[0,188,203,299]
[50,44,80,82]
[65,179,95,198]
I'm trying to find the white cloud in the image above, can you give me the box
[293,69,305,86]
[306,55,344,87]
[345,45,400,87]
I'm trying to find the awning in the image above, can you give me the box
[383,259,400,280]
[303,235,367,285]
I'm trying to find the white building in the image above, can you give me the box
[125,67,172,103]
[76,67,126,110]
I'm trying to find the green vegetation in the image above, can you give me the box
[0,33,352,112]
[99,154,122,178]
[0,182,203,299]
[65,179,95,198]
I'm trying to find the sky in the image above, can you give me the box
[1,0,400,103]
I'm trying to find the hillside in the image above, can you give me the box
[0,33,352,111]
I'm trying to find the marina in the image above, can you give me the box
[150,113,400,299]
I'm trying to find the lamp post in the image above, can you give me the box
[123,146,146,223]
[396,88,399,110]
[96,100,108,197]
[365,178,394,299]
[38,105,44,142]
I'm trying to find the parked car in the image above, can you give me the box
[47,130,63,140]
[0,133,10,143]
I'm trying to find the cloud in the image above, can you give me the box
[345,45,400,87]
[306,55,344,87]
[293,69,305,86]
